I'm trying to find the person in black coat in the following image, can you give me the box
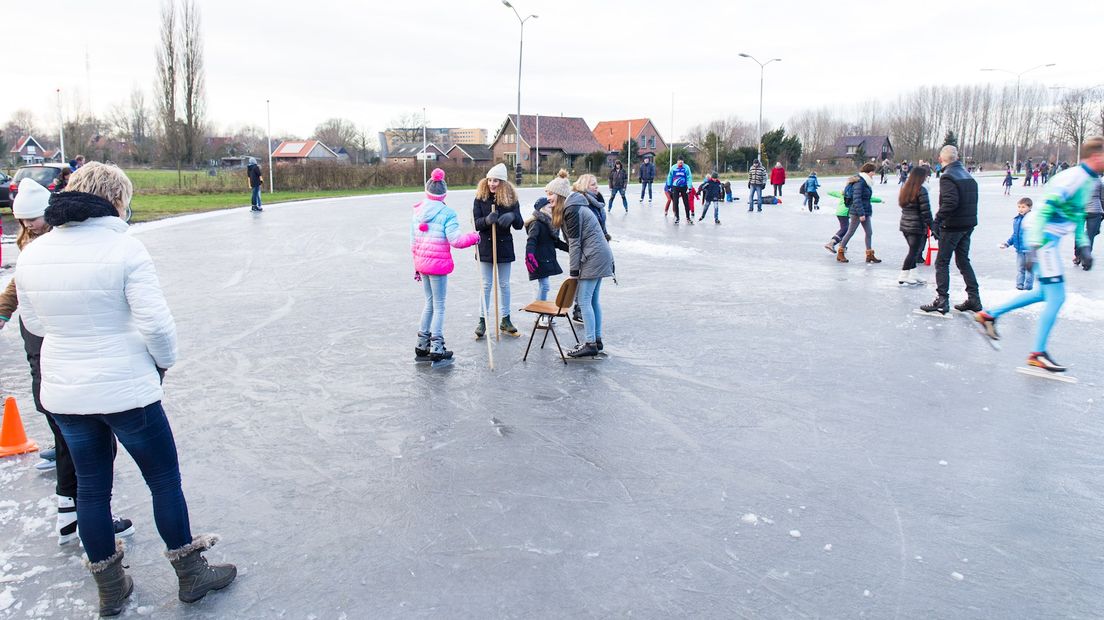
[473,164,524,337]
[697,173,725,223]
[524,195,569,301]
[921,145,981,314]
[246,158,264,212]
[608,160,628,212]
[896,166,933,285]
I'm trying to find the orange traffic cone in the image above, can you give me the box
[0,396,39,457]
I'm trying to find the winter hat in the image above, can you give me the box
[13,178,50,219]
[425,168,447,200]
[545,175,571,199]
[248,157,258,166]
[486,163,509,181]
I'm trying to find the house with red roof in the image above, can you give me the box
[9,136,48,164]
[592,119,667,162]
[271,139,340,163]
[490,114,603,173]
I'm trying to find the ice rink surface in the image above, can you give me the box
[1,173,1102,618]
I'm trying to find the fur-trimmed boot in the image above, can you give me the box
[165,535,237,604]
[865,250,882,263]
[86,540,133,617]
[836,247,848,263]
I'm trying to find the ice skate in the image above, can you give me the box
[954,298,982,313]
[566,342,606,360]
[824,240,838,253]
[916,296,951,317]
[974,312,999,340]
[474,318,486,339]
[428,337,455,368]
[40,447,57,461]
[500,315,520,338]
[1018,352,1077,383]
[415,331,432,362]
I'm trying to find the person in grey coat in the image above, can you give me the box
[558,183,615,358]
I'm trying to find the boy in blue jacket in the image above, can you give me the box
[1000,197,1034,290]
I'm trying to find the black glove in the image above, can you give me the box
[604,233,612,242]
[497,212,515,228]
[1076,245,1093,271]
[1023,248,1037,272]
[930,221,941,240]
[157,367,167,384]
[485,211,499,225]
[570,269,579,277]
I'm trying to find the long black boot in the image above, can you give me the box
[87,540,133,617]
[165,535,237,604]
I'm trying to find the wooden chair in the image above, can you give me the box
[522,278,579,364]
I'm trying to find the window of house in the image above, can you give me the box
[27,145,36,154]
[847,146,858,155]
[650,137,656,149]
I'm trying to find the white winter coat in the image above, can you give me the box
[15,217,177,414]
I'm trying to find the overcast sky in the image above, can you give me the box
[6,0,1102,142]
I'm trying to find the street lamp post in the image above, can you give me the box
[981,63,1055,172]
[503,1,537,186]
[738,53,781,163]
[266,99,274,194]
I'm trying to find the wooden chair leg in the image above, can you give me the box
[523,314,541,361]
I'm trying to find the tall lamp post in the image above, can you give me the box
[503,1,537,186]
[266,99,274,194]
[738,53,781,164]
[981,63,1055,171]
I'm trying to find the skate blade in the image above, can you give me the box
[912,309,953,319]
[430,359,455,369]
[1016,366,1077,383]
[414,356,433,364]
[565,352,609,361]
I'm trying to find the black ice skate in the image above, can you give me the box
[415,331,432,362]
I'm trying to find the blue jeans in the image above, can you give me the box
[1016,253,1035,290]
[535,277,550,301]
[748,185,763,211]
[480,261,512,319]
[699,200,720,222]
[420,274,448,337]
[251,186,262,207]
[576,277,603,343]
[53,403,192,563]
[608,188,627,211]
[640,181,653,200]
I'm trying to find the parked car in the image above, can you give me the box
[0,171,10,208]
[9,163,71,203]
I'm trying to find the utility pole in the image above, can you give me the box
[266,99,274,193]
[57,89,66,162]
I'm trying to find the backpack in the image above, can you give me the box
[842,182,854,207]
[799,182,807,195]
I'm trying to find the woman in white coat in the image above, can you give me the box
[15,163,235,617]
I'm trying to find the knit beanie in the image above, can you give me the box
[425,168,447,200]
[545,176,571,198]
[13,178,50,219]
[486,162,509,181]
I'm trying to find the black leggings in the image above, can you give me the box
[670,186,690,220]
[902,232,926,270]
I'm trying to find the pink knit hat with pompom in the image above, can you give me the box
[425,168,447,200]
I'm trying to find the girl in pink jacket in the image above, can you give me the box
[411,168,480,363]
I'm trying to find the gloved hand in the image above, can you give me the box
[526,253,538,273]
[570,269,579,277]
[156,367,167,384]
[1023,247,1038,272]
[497,212,515,228]
[485,211,499,226]
[604,233,612,242]
[414,271,422,282]
[930,221,941,240]
[1076,245,1093,271]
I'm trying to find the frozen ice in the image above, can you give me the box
[1,175,1103,618]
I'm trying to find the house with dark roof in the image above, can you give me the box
[272,139,340,163]
[9,136,48,164]
[445,144,493,166]
[385,143,448,165]
[490,114,604,172]
[832,135,893,161]
[592,118,667,162]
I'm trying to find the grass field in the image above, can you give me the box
[129,187,438,222]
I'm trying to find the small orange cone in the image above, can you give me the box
[0,396,39,457]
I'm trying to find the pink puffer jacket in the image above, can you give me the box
[411,198,479,275]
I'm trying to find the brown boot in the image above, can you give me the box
[836,247,848,263]
[865,250,882,263]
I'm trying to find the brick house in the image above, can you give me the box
[592,118,667,164]
[490,114,603,172]
[385,143,449,165]
[9,136,48,164]
[832,135,894,161]
[445,144,493,166]
[271,139,340,163]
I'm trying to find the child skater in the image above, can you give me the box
[697,172,724,224]
[804,171,821,212]
[1000,197,1034,290]
[524,171,570,301]
[976,137,1103,372]
[411,168,480,363]
[1002,169,1013,195]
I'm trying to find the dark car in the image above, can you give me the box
[0,170,10,208]
[9,163,71,202]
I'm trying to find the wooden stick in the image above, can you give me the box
[474,210,494,370]
[491,203,500,342]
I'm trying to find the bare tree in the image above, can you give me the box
[1054,88,1095,154]
[351,125,378,164]
[387,111,427,145]
[107,88,154,164]
[155,0,181,177]
[313,118,358,150]
[180,0,205,165]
